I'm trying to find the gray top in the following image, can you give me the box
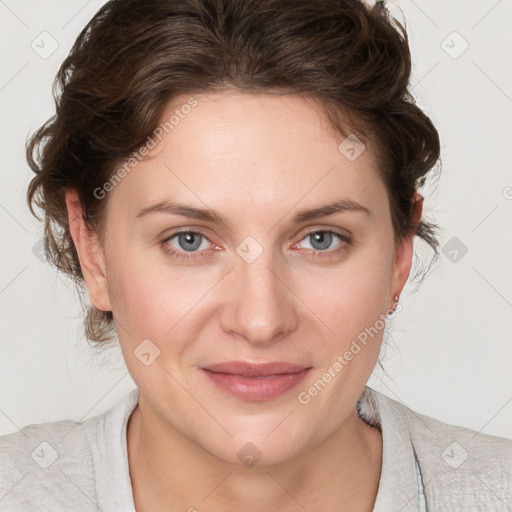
[1,387,510,511]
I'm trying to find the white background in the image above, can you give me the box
[0,0,511,438]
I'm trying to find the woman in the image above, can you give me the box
[1,0,510,510]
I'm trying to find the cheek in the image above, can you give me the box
[105,239,221,362]
[291,242,395,394]
[300,248,393,335]
[108,263,199,335]
[104,239,178,334]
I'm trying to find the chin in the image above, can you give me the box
[202,420,310,468]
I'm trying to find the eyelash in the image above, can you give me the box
[160,228,352,261]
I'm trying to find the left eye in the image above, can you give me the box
[298,230,345,252]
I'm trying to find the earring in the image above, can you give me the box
[386,294,400,318]
[386,295,399,318]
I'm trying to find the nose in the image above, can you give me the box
[219,249,299,347]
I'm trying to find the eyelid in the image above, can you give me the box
[161,227,219,245]
[293,224,353,242]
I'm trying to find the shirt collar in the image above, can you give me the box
[358,386,422,512]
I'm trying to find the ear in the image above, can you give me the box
[389,191,423,306]
[64,188,112,312]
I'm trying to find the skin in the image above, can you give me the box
[65,91,422,511]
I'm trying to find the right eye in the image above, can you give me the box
[161,230,215,260]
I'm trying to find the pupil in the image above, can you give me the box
[179,232,202,251]
[312,232,332,250]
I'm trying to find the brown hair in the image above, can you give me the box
[26,0,441,349]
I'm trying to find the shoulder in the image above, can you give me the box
[0,387,139,512]
[369,388,512,510]
[0,415,99,511]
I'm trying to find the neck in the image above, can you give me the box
[127,394,382,512]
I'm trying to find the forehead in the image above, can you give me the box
[154,91,376,166]
[106,91,385,218]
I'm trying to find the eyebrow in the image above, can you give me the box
[135,198,371,224]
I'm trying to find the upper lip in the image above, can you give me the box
[202,361,311,377]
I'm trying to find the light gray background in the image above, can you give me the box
[0,0,511,438]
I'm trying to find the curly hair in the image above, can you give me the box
[26,0,441,349]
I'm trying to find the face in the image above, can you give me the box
[67,91,414,465]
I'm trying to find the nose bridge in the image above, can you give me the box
[220,239,297,344]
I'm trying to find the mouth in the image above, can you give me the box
[201,361,312,401]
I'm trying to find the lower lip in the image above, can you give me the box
[201,368,311,401]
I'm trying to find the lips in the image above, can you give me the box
[202,361,310,377]
[201,361,312,400]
